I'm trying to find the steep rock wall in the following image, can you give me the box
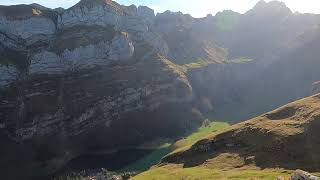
[0,2,200,178]
[58,0,168,55]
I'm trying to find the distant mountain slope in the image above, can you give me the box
[153,11,227,64]
[1,0,320,178]
[182,2,320,121]
[211,0,320,65]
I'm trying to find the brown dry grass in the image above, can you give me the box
[133,94,320,180]
[162,94,320,171]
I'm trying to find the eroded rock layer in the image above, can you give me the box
[0,2,201,179]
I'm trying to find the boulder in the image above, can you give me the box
[291,170,319,180]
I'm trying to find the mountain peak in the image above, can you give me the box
[73,0,121,9]
[77,0,110,5]
[254,0,267,8]
[29,3,48,10]
[0,4,47,20]
[248,0,292,15]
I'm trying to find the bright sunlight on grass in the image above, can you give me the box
[131,164,294,180]
[173,121,230,150]
[122,121,230,173]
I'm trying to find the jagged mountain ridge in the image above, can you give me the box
[0,0,320,179]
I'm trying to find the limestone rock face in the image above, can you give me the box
[6,54,193,140]
[0,31,26,51]
[155,11,194,35]
[0,3,198,178]
[0,16,56,43]
[58,0,168,55]
[2,1,320,178]
[137,6,155,24]
[0,65,17,87]
[0,5,57,45]
[108,32,134,60]
[186,61,258,120]
[58,1,123,29]
[0,54,196,179]
[29,32,134,74]
[153,11,227,65]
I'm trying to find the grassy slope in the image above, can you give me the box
[132,94,320,180]
[132,165,295,180]
[173,122,229,151]
[121,143,172,172]
[122,122,229,173]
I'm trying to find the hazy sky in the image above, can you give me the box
[1,0,320,17]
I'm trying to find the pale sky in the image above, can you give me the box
[1,0,320,17]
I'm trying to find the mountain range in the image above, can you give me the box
[0,0,319,179]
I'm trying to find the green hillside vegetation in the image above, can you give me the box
[182,59,218,70]
[182,56,254,71]
[121,143,172,172]
[172,121,230,151]
[133,94,320,180]
[121,121,229,173]
[132,164,295,180]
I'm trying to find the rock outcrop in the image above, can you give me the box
[185,61,258,120]
[153,11,226,65]
[291,170,319,180]
[0,4,58,46]
[58,0,168,55]
[137,6,155,24]
[30,31,134,74]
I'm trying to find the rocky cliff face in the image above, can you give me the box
[1,53,194,143]
[186,61,258,119]
[153,11,227,65]
[58,0,168,55]
[212,1,320,65]
[1,0,320,178]
[0,4,58,47]
[0,1,201,179]
[166,1,320,121]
